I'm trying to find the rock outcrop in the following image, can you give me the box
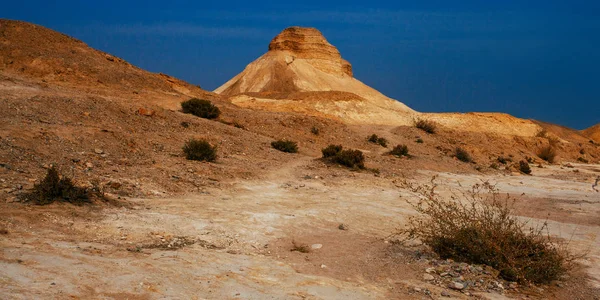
[582,123,600,142]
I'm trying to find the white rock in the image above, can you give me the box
[311,244,323,249]
[423,274,435,281]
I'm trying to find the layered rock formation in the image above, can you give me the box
[582,123,600,142]
[215,26,416,125]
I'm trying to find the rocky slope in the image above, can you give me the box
[582,123,600,142]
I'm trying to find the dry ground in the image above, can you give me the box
[1,157,599,299]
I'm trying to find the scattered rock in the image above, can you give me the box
[338,223,349,230]
[94,148,103,154]
[423,274,435,281]
[449,281,465,290]
[441,290,451,297]
[137,108,156,117]
[85,162,93,168]
[311,244,323,250]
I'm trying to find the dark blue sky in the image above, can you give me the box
[3,1,599,129]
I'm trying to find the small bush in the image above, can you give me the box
[390,144,409,157]
[401,180,572,283]
[367,134,388,147]
[497,156,511,164]
[455,147,472,163]
[322,145,365,169]
[311,126,320,135]
[489,163,499,170]
[519,160,532,174]
[180,121,190,128]
[577,157,588,163]
[26,166,90,205]
[271,140,298,153]
[333,149,365,169]
[416,138,424,144]
[415,119,437,134]
[181,98,220,119]
[537,146,556,163]
[322,144,342,158]
[183,139,217,162]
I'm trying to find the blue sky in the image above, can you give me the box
[3,1,599,129]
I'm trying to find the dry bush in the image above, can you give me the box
[183,139,217,162]
[181,98,220,119]
[321,145,365,169]
[322,144,342,158]
[390,144,409,157]
[24,166,90,205]
[271,139,298,153]
[415,119,437,134]
[455,147,472,163]
[311,126,320,135]
[537,146,557,163]
[519,160,532,174]
[367,134,388,147]
[400,179,573,283]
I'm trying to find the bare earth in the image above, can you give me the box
[1,159,599,299]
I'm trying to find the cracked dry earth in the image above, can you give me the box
[1,160,600,299]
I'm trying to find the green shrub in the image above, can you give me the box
[537,146,556,163]
[415,119,437,134]
[390,144,409,157]
[497,156,510,164]
[455,147,472,163]
[183,139,217,162]
[577,157,588,163]
[271,140,298,153]
[181,98,220,119]
[416,138,424,144]
[322,144,342,158]
[26,166,90,205]
[401,180,572,283]
[519,160,531,174]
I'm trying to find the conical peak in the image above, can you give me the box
[268,26,352,76]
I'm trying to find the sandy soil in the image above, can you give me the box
[2,158,599,299]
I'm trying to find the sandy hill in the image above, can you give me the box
[582,123,600,142]
[0,19,217,108]
[215,27,544,136]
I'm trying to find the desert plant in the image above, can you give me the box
[322,144,342,158]
[489,163,499,170]
[311,126,320,135]
[416,138,424,144]
[180,121,190,128]
[577,157,589,163]
[390,144,409,157]
[455,147,472,163]
[367,134,388,147]
[401,179,572,283]
[333,149,365,169]
[415,119,437,134]
[183,139,217,162]
[26,166,90,205]
[519,160,532,174]
[271,140,298,153]
[537,146,556,163]
[497,156,511,164]
[181,98,220,119]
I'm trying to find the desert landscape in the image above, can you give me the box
[1,20,600,299]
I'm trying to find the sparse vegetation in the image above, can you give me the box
[180,121,189,128]
[401,179,572,283]
[519,160,532,174]
[577,157,589,163]
[183,139,217,162]
[367,134,388,147]
[489,163,499,170]
[181,98,221,119]
[322,144,342,158]
[322,145,365,169]
[536,129,548,138]
[537,145,557,163]
[416,138,424,144]
[389,144,409,157]
[311,126,320,135]
[271,139,298,153]
[415,119,437,134]
[290,241,311,253]
[24,166,90,205]
[497,156,510,164]
[455,147,472,163]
